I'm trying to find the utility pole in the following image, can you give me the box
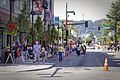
[65,2,75,46]
[32,0,34,47]
[9,0,14,52]
[65,2,68,46]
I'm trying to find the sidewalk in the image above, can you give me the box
[87,48,120,59]
[107,51,120,59]
[0,56,54,72]
[102,49,120,59]
[0,63,54,72]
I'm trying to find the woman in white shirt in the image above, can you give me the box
[33,41,41,63]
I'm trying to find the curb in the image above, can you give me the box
[0,63,55,72]
[17,64,54,72]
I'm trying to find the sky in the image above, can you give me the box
[54,0,116,21]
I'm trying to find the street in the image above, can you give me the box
[0,49,120,80]
[0,0,120,80]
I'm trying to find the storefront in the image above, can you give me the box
[0,11,12,63]
[0,31,3,63]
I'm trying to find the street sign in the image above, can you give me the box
[45,9,52,21]
[67,22,84,25]
[54,17,59,26]
[103,27,111,30]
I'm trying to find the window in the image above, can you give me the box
[3,0,7,5]
[16,0,20,7]
[3,0,8,5]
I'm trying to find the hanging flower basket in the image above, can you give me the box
[7,20,16,32]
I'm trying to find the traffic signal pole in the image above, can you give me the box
[65,2,68,45]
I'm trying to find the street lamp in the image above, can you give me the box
[9,0,15,51]
[65,2,75,45]
[31,0,34,47]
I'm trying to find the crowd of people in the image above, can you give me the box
[102,43,120,52]
[10,40,87,64]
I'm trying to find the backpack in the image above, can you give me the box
[77,46,80,51]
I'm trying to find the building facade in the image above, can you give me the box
[0,0,54,63]
[0,0,22,63]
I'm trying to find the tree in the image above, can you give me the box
[34,16,44,42]
[50,26,58,44]
[101,19,113,45]
[86,37,92,45]
[68,25,77,39]
[106,0,120,45]
[17,0,32,43]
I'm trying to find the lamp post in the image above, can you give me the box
[65,2,75,45]
[31,0,34,47]
[9,0,15,51]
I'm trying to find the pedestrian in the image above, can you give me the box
[22,44,28,62]
[81,44,86,55]
[50,45,54,58]
[76,44,80,56]
[117,44,120,52]
[53,44,58,59]
[40,47,46,64]
[46,45,51,58]
[58,44,65,62]
[33,41,41,63]
[65,46,70,60]
[27,45,33,59]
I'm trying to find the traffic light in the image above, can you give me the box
[98,26,100,30]
[66,30,69,36]
[85,21,88,27]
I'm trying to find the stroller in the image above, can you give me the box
[27,47,34,59]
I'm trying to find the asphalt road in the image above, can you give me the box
[0,49,120,80]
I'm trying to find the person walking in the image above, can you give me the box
[40,47,46,64]
[58,44,65,62]
[76,44,80,56]
[65,46,70,60]
[81,44,86,55]
[53,44,58,59]
[33,41,41,63]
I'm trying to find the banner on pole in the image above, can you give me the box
[54,17,59,26]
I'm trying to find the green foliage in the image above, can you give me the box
[34,16,59,44]
[86,37,92,45]
[106,0,120,43]
[18,0,31,32]
[68,25,77,39]
[47,26,58,44]
[34,16,44,42]
[17,0,32,43]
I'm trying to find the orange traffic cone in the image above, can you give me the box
[104,58,109,71]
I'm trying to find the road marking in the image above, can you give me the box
[50,68,62,77]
